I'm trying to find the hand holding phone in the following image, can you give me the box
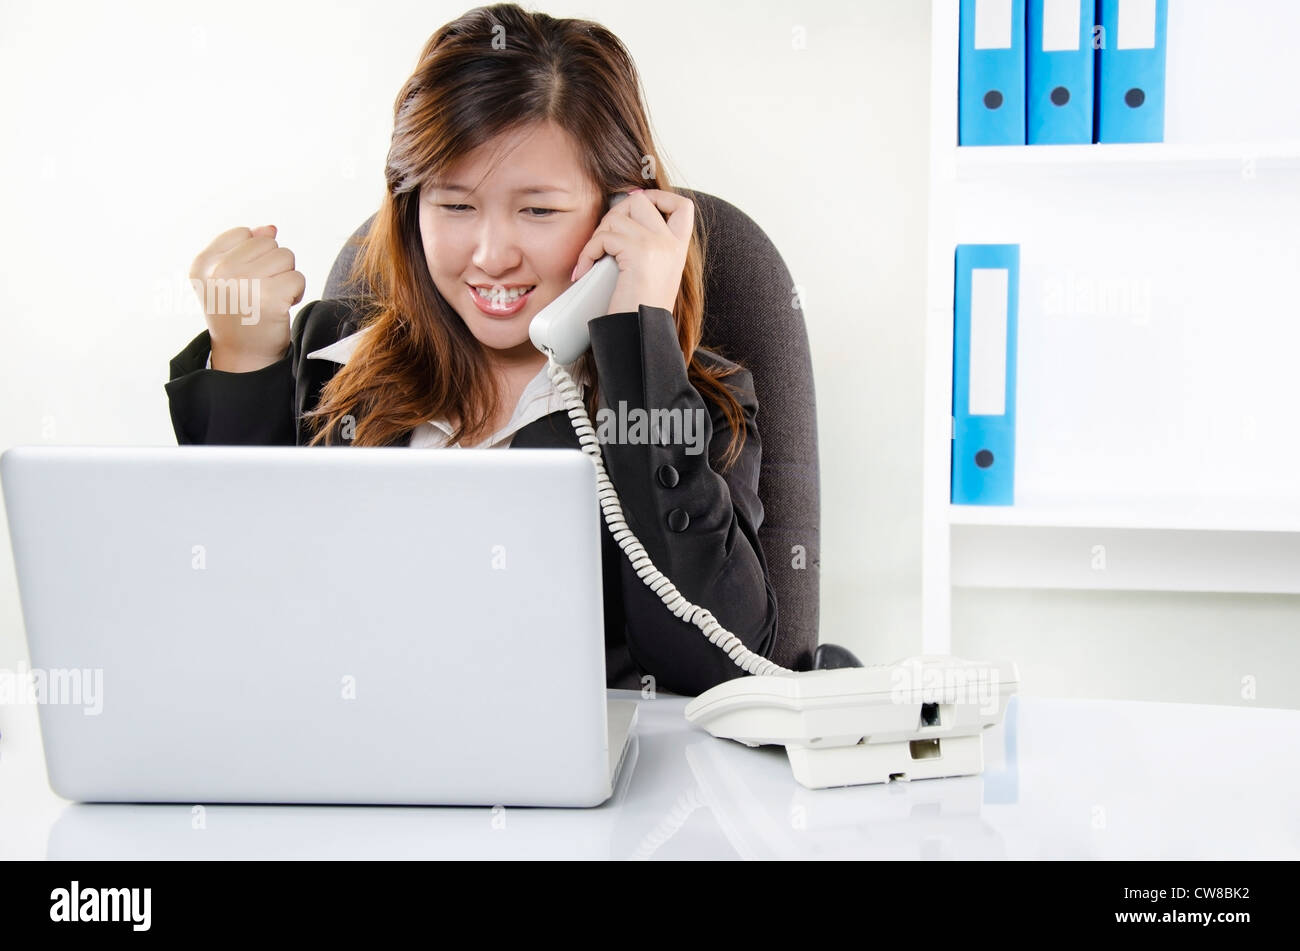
[529,189,693,361]
[527,193,628,362]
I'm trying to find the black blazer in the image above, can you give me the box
[165,300,779,696]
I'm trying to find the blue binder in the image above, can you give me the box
[1095,0,1167,143]
[959,0,1026,145]
[952,245,1019,505]
[1027,0,1095,144]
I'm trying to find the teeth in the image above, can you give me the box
[473,284,534,304]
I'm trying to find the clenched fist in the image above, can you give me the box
[189,225,306,372]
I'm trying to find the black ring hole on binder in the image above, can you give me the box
[975,449,994,469]
[1051,86,1070,106]
[983,89,1003,110]
[1125,87,1146,108]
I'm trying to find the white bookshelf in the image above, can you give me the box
[956,139,1300,179]
[949,496,1300,534]
[921,0,1300,652]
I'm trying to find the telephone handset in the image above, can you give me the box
[530,191,1018,789]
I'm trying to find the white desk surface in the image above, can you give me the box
[2,689,1297,860]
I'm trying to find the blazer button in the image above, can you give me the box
[667,508,690,532]
[656,464,680,488]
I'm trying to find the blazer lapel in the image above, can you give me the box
[509,410,584,450]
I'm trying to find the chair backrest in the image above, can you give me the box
[324,189,821,672]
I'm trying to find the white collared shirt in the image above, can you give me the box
[204,326,588,449]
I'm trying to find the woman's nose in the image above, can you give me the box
[471,220,522,273]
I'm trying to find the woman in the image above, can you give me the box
[167,2,779,696]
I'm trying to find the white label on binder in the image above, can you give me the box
[970,268,1008,416]
[1117,0,1157,50]
[975,0,1014,50]
[1043,0,1082,51]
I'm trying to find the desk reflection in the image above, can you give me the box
[48,694,1020,860]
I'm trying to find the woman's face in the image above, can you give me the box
[418,121,603,360]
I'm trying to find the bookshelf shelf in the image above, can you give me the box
[948,497,1300,534]
[954,139,1300,180]
[920,0,1300,651]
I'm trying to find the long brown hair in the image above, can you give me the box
[303,2,749,471]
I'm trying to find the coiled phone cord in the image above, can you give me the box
[545,354,791,677]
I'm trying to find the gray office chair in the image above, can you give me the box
[324,189,823,673]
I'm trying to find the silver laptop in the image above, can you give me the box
[0,445,636,808]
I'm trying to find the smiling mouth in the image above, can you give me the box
[467,283,537,315]
[470,283,536,300]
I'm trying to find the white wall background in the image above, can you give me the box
[3,0,1290,714]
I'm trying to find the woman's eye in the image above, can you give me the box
[438,205,556,218]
